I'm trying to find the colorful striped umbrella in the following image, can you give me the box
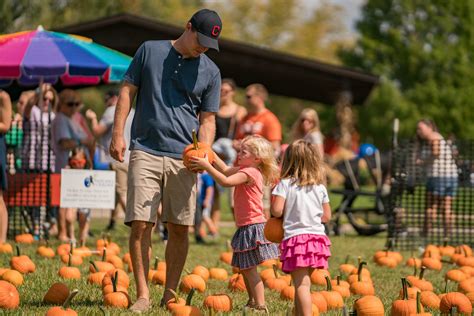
[0,26,131,87]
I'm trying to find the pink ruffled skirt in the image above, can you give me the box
[279,234,331,273]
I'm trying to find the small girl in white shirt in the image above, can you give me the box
[271,140,332,316]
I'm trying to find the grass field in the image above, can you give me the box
[0,214,461,315]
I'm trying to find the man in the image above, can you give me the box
[110,9,222,313]
[0,90,12,244]
[234,83,282,218]
[86,90,135,231]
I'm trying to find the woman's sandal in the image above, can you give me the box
[250,304,269,314]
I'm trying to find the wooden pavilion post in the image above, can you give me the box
[335,90,355,150]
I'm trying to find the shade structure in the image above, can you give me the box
[0,26,131,88]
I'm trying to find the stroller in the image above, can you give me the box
[329,144,391,236]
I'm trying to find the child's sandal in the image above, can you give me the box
[252,305,269,314]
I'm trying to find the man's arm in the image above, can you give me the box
[198,111,216,145]
[110,82,137,162]
[85,109,108,137]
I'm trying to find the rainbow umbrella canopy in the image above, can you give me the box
[0,26,131,88]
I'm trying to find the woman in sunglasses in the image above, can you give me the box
[291,108,325,159]
[51,89,95,242]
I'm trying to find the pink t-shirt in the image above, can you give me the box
[233,167,266,227]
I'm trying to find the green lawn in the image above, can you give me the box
[0,216,459,315]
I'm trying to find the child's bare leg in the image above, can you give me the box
[291,268,313,316]
[442,196,454,238]
[78,212,90,245]
[58,207,68,241]
[423,193,437,237]
[66,208,76,241]
[241,267,265,307]
[202,217,217,235]
[241,271,254,306]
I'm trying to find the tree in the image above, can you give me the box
[341,0,474,140]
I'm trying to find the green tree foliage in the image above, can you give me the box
[341,0,474,141]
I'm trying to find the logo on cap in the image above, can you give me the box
[211,25,221,37]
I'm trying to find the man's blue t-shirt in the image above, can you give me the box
[123,40,221,158]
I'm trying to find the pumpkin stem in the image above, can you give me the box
[413,260,418,276]
[443,238,448,247]
[226,240,231,252]
[192,129,199,150]
[337,275,342,286]
[106,233,111,243]
[272,264,279,279]
[68,253,72,267]
[167,288,180,303]
[90,261,99,273]
[416,291,422,313]
[185,288,196,306]
[154,256,159,270]
[62,288,79,309]
[401,278,408,300]
[461,246,467,258]
[184,268,191,275]
[419,266,426,280]
[15,244,20,256]
[451,306,457,316]
[444,280,449,293]
[112,271,118,293]
[344,255,350,264]
[357,256,361,265]
[69,241,74,255]
[357,261,367,282]
[102,248,107,262]
[325,275,332,291]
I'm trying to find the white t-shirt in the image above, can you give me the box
[272,178,329,240]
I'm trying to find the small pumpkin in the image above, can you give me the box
[203,293,232,312]
[166,289,186,311]
[103,271,130,308]
[409,291,432,316]
[14,233,34,244]
[332,275,350,298]
[321,276,344,309]
[209,267,228,281]
[1,269,23,287]
[280,285,295,301]
[339,255,356,275]
[180,274,206,293]
[171,288,202,316]
[353,295,384,316]
[88,262,106,286]
[56,243,71,257]
[439,292,472,315]
[152,269,166,285]
[264,265,289,292]
[58,254,81,280]
[263,217,284,243]
[60,242,83,266]
[409,266,434,292]
[37,242,55,259]
[350,262,375,296]
[310,291,328,313]
[391,278,418,316]
[406,257,422,268]
[89,249,115,272]
[10,245,36,274]
[0,280,20,309]
[192,265,209,282]
[259,259,278,267]
[182,129,215,169]
[148,256,165,281]
[219,240,233,265]
[228,273,246,292]
[446,269,467,283]
[45,289,79,316]
[310,269,331,287]
[102,269,129,289]
[421,252,442,271]
[0,243,13,254]
[420,291,440,310]
[43,283,70,305]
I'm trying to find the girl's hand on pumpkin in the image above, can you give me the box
[189,155,212,172]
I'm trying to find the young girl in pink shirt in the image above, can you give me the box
[190,135,279,312]
[271,140,332,316]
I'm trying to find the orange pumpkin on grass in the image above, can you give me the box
[465,291,474,306]
[446,269,467,283]
[0,280,20,309]
[60,242,82,266]
[321,276,344,309]
[439,239,455,257]
[37,242,55,259]
[331,276,350,298]
[228,273,246,292]
[350,262,375,296]
[353,295,384,316]
[458,278,474,293]
[10,245,35,274]
[166,289,187,311]
[439,292,472,315]
[408,266,433,291]
[43,283,70,305]
[310,269,331,287]
[152,269,166,285]
[89,249,114,273]
[421,252,442,271]
[391,278,418,316]
[14,233,34,244]
[45,289,79,316]
[420,291,440,310]
[264,265,289,292]
[88,262,106,286]
[192,265,209,282]
[75,241,92,257]
[182,130,215,169]
[263,217,284,243]
[180,274,206,293]
[148,256,165,281]
[406,257,422,268]
[102,269,129,289]
[203,293,232,312]
[219,240,233,265]
[459,266,474,277]
[103,271,130,309]
[58,254,81,280]
[171,288,202,316]
[1,269,23,287]
[0,243,12,254]
[310,291,328,313]
[409,291,432,316]
[339,255,356,275]
[280,285,295,301]
[57,243,71,256]
[209,267,228,281]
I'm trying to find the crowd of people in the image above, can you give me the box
[0,7,459,315]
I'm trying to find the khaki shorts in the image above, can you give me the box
[125,150,197,226]
[111,161,128,219]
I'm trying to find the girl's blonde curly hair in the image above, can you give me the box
[241,135,279,185]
